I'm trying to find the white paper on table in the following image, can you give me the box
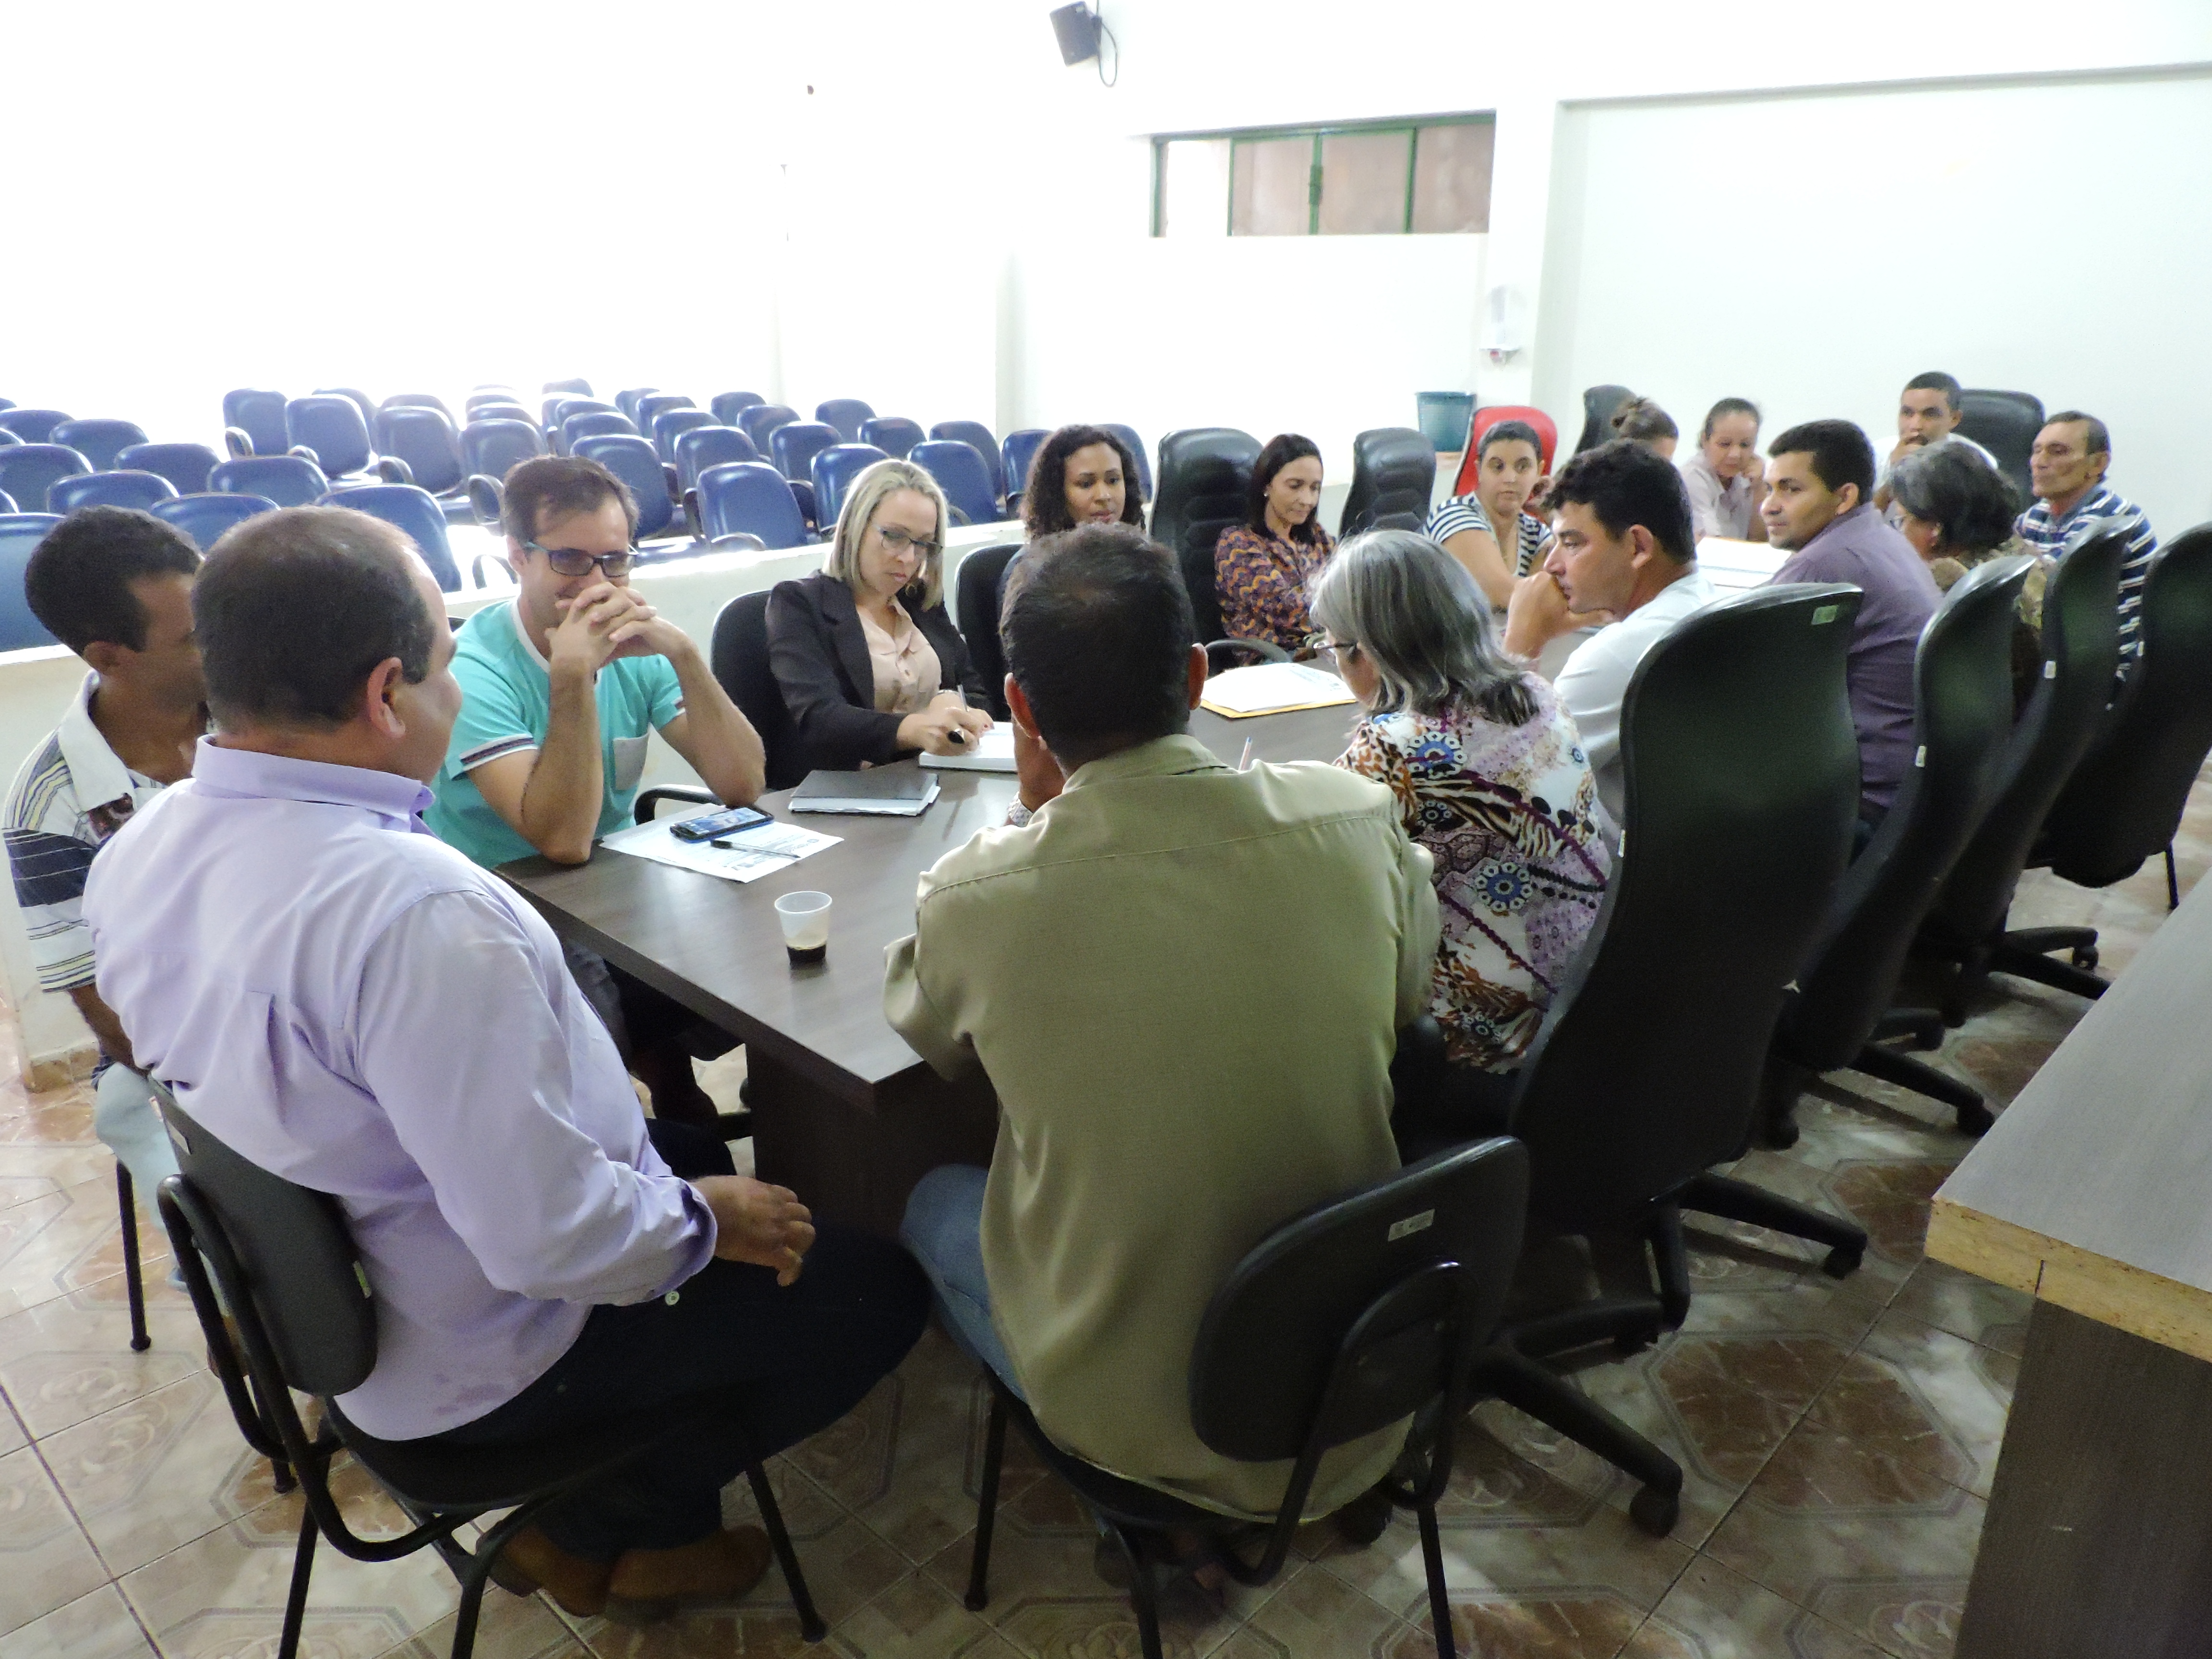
[1198,661,1358,718]
[599,807,842,884]
[919,726,1017,771]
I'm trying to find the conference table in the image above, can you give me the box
[501,699,1362,1235]
[1926,873,2212,1656]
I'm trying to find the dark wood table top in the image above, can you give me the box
[1929,872,2212,1362]
[501,699,1362,1107]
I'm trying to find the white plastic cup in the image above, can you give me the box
[774,890,832,963]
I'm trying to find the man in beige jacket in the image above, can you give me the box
[885,524,1439,1522]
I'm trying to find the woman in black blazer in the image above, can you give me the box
[767,458,993,771]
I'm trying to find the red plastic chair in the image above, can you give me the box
[1452,407,1559,497]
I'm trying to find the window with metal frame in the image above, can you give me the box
[1152,115,1494,239]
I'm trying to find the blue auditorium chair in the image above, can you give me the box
[674,426,759,493]
[152,493,276,551]
[372,407,472,521]
[615,388,658,424]
[0,447,91,518]
[51,419,149,472]
[48,470,177,515]
[930,420,1005,508]
[379,392,452,421]
[286,397,374,480]
[816,399,875,443]
[711,391,765,426]
[0,489,12,511]
[465,388,521,419]
[115,443,220,496]
[467,401,533,428]
[737,403,800,454]
[859,416,924,459]
[223,389,289,457]
[652,408,717,465]
[1102,423,1154,501]
[0,409,70,445]
[0,516,62,649]
[1001,429,1049,514]
[558,410,637,457]
[911,439,1001,527]
[211,455,329,509]
[320,484,464,591]
[572,434,682,545]
[634,394,695,440]
[460,419,545,486]
[0,430,17,446]
[812,445,890,529]
[314,388,378,438]
[770,421,839,486]
[546,395,616,433]
[542,377,592,396]
[697,462,808,551]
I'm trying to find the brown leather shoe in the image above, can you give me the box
[487,1525,613,1618]
[603,1526,772,1626]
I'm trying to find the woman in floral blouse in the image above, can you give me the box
[1311,529,1611,1142]
[1213,433,1334,651]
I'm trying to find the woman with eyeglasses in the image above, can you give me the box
[768,458,993,772]
[1309,530,1611,1147]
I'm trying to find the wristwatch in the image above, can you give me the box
[1005,801,1035,828]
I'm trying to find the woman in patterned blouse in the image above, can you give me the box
[1311,529,1611,1142]
[1424,420,1553,611]
[1213,433,1334,652]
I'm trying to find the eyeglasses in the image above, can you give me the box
[874,525,942,558]
[524,540,636,579]
[1320,638,1361,663]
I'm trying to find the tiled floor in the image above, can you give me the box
[1,774,2203,1659]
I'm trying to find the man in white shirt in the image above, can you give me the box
[1872,372,1996,521]
[1503,441,1717,836]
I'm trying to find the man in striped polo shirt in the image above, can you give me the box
[2017,411,2159,661]
[2,508,208,1216]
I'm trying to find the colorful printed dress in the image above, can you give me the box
[1338,678,1611,1070]
[1213,524,1337,651]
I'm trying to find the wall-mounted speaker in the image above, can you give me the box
[1049,3,1099,66]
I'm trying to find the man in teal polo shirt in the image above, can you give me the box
[428,455,766,1126]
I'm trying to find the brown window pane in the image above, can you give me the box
[1318,130,1412,235]
[1159,139,1230,239]
[1411,122,1493,233]
[1230,137,1314,236]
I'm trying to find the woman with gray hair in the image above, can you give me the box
[1311,529,1611,1136]
[1890,441,2046,709]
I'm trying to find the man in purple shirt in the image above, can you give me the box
[83,506,926,1626]
[1761,420,1940,828]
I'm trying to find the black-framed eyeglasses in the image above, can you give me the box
[1320,637,1360,662]
[874,525,943,559]
[524,540,637,579]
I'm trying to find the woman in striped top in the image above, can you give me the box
[1423,419,1553,611]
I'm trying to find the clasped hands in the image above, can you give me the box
[548,582,685,674]
[693,1175,815,1286]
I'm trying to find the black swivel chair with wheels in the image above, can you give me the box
[1955,390,2044,504]
[153,1092,823,1659]
[1763,557,2033,1143]
[964,1137,1531,1659]
[2009,524,2212,938]
[1149,427,1260,648]
[1337,428,1436,537]
[709,590,808,792]
[953,543,1022,719]
[1573,385,1635,455]
[1916,530,2127,1022]
[1484,587,1871,1344]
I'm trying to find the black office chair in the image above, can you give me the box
[1494,586,1870,1342]
[954,544,1021,719]
[1763,557,2032,1144]
[1337,428,1436,537]
[153,1092,822,1659]
[964,1138,1531,1659]
[1149,427,1262,649]
[710,591,807,791]
[1572,385,1635,455]
[1955,390,2044,504]
[1916,530,2127,1021]
[2013,524,2212,933]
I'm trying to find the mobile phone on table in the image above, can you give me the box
[669,805,774,842]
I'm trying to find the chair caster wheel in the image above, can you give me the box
[1760,1113,1800,1151]
[1821,1246,1863,1279]
[1612,1326,1655,1358]
[1629,1485,1679,1537]
[2071,945,2099,970]
[1956,1103,1994,1136]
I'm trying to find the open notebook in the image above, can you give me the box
[1198,662,1358,719]
[920,726,1017,772]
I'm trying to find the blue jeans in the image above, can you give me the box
[95,1063,180,1212]
[899,1165,1023,1399]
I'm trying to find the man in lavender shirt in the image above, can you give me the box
[1761,420,1940,831]
[83,507,927,1626]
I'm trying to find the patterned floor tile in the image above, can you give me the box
[828,1572,1022,1659]
[0,1396,24,1457]
[0,1444,108,1638]
[376,1593,584,1659]
[1617,1558,1882,1658]
[0,1291,209,1440]
[1881,1264,2029,1361]
[1851,1312,2015,1502]
[0,1144,120,1210]
[0,1175,171,1322]
[0,1583,154,1659]
[1243,1562,1407,1659]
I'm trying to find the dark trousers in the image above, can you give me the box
[434,1120,930,1560]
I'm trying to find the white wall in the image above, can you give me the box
[1537,68,2212,536]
